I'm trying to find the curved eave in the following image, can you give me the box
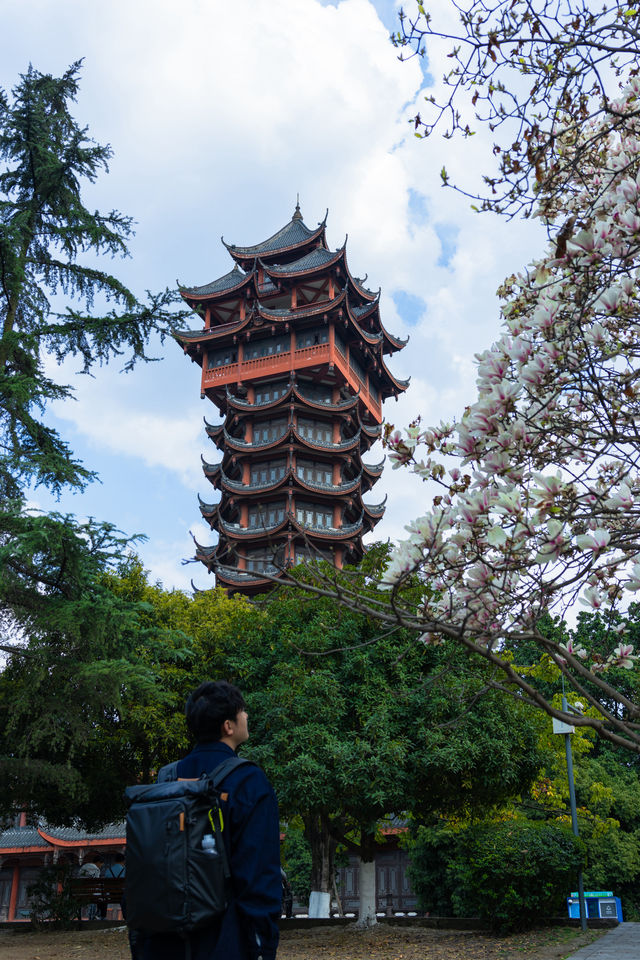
[223,427,290,453]
[201,455,222,478]
[294,471,363,497]
[174,313,252,348]
[194,539,220,565]
[359,420,383,440]
[198,494,219,519]
[292,515,364,539]
[180,267,255,306]
[363,495,388,517]
[347,291,380,322]
[346,302,384,347]
[292,386,359,413]
[292,428,361,453]
[221,470,289,496]
[262,243,346,281]
[223,219,328,266]
[362,457,385,475]
[219,516,289,539]
[257,287,347,322]
[215,564,285,589]
[345,263,379,302]
[380,357,411,395]
[380,319,410,353]
[226,383,295,411]
[204,416,225,437]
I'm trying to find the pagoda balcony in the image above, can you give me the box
[220,469,287,494]
[295,472,362,495]
[223,427,288,450]
[202,342,382,419]
[293,514,363,538]
[293,427,361,452]
[218,515,288,538]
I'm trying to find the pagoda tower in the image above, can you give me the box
[176,204,408,594]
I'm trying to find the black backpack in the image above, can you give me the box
[124,755,250,936]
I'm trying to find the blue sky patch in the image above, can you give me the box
[392,290,426,327]
[434,222,459,269]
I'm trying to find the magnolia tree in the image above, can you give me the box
[287,75,640,752]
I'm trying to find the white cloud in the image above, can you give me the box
[2,0,549,589]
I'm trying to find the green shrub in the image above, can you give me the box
[27,864,81,929]
[407,818,585,933]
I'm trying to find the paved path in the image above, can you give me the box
[565,923,640,960]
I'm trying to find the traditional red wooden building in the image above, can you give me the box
[0,813,125,921]
[176,204,408,592]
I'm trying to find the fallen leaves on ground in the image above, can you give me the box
[0,923,606,960]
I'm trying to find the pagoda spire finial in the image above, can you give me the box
[292,194,303,221]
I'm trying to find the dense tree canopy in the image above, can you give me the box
[0,62,189,824]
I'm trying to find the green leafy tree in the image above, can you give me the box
[0,61,183,499]
[221,581,543,923]
[407,817,585,932]
[0,62,190,824]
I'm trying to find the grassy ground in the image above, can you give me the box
[0,922,607,960]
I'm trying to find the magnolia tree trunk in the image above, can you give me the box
[304,814,334,918]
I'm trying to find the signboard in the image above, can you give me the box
[553,718,575,734]
[570,891,613,898]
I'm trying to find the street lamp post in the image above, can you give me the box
[552,696,587,932]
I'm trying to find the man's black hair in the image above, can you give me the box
[185,680,246,743]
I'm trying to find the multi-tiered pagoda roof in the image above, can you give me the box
[176,204,408,594]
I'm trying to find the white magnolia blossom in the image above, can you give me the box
[384,78,640,694]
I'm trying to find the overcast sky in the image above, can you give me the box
[2,0,545,591]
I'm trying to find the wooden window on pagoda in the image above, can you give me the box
[370,381,380,402]
[250,459,287,485]
[208,345,238,367]
[296,327,329,349]
[349,351,366,385]
[297,417,332,444]
[297,381,333,404]
[295,544,334,564]
[254,380,289,404]
[335,333,347,358]
[296,501,334,529]
[252,419,287,443]
[296,459,333,486]
[244,548,278,574]
[248,503,286,529]
[244,334,290,361]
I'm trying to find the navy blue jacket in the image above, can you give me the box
[142,742,280,960]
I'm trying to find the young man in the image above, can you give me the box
[142,681,281,960]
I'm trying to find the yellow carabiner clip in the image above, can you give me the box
[208,807,224,834]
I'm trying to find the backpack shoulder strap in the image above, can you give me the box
[156,755,253,786]
[156,760,179,783]
[210,755,253,788]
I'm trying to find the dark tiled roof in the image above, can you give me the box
[182,266,249,298]
[41,823,125,842]
[224,216,317,257]
[0,827,48,849]
[266,247,338,276]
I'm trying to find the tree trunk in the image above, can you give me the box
[356,858,377,927]
[304,813,335,918]
[356,829,377,928]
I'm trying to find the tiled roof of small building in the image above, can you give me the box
[0,827,48,849]
[40,823,126,842]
